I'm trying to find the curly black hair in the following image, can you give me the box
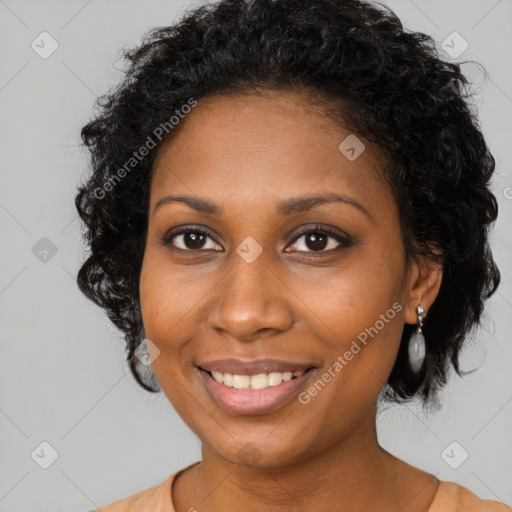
[75,0,500,407]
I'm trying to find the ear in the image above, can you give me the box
[403,254,443,325]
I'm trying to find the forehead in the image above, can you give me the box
[150,91,392,216]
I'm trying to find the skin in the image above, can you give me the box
[139,89,443,512]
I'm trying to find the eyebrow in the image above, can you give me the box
[153,192,371,220]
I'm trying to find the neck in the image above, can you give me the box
[175,406,438,512]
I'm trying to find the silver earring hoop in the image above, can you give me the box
[408,304,426,373]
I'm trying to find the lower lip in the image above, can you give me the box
[198,367,317,415]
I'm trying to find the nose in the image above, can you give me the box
[208,250,294,342]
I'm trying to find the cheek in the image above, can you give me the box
[139,255,195,412]
[139,250,213,414]
[139,250,203,344]
[297,247,405,404]
[296,250,403,345]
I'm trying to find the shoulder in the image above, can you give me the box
[88,474,174,512]
[430,481,511,512]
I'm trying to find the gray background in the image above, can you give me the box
[0,0,511,510]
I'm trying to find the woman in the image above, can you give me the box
[75,0,510,510]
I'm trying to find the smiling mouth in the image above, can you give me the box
[199,367,316,390]
[197,365,318,415]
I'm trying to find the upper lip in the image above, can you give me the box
[197,358,317,376]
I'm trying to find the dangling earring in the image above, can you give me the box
[408,304,426,373]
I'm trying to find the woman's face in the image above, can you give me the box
[140,90,435,467]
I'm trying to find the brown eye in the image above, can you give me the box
[286,225,352,254]
[161,226,222,252]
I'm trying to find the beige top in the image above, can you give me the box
[91,462,511,512]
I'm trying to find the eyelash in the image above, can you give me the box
[160,224,352,255]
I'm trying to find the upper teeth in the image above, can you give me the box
[211,370,306,390]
